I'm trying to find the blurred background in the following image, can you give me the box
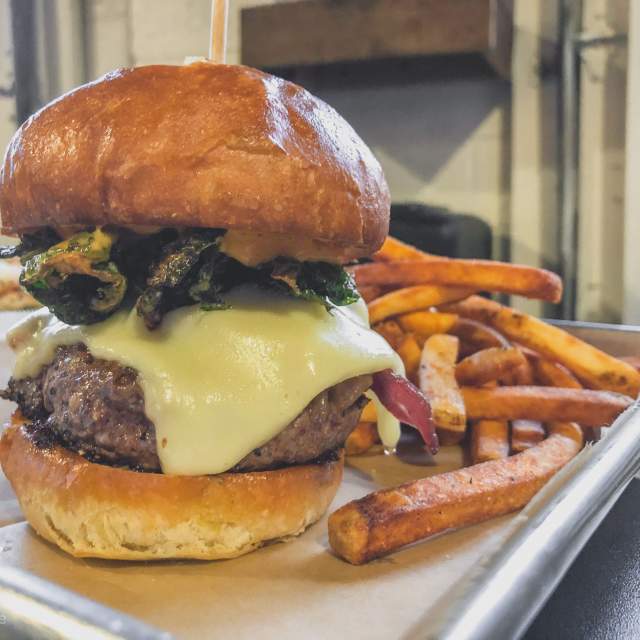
[0,0,637,324]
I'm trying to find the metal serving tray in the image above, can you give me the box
[0,318,637,640]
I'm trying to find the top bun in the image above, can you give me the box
[0,63,389,257]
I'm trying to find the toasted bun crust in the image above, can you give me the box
[0,419,343,560]
[0,63,389,257]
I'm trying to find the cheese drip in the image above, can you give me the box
[9,288,403,475]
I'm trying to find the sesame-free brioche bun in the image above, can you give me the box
[0,63,390,258]
[0,417,343,560]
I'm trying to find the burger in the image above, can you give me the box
[0,63,436,560]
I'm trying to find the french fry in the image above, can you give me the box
[353,259,562,302]
[532,357,582,389]
[511,420,545,453]
[373,320,405,350]
[547,421,584,448]
[501,353,534,386]
[396,334,422,381]
[621,356,640,372]
[360,401,377,423]
[450,318,510,351]
[526,358,596,437]
[445,296,640,396]
[396,311,458,340]
[372,236,438,262]
[470,420,509,464]
[461,386,633,427]
[345,422,380,456]
[455,346,527,386]
[329,430,582,564]
[419,334,466,444]
[368,285,474,324]
[359,286,383,303]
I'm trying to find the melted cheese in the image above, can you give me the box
[9,287,402,476]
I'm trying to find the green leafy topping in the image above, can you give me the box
[135,230,224,329]
[268,259,360,308]
[19,229,126,324]
[0,228,61,261]
[0,227,360,328]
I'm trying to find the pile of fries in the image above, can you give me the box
[331,237,640,565]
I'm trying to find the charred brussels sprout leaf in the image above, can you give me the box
[135,230,225,329]
[0,228,61,261]
[269,259,360,308]
[20,229,126,324]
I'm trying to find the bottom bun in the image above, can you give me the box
[0,417,343,560]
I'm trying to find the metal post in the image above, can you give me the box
[559,0,581,320]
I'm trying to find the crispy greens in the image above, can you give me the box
[2,227,360,328]
[19,229,126,325]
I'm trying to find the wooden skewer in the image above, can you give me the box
[209,0,229,63]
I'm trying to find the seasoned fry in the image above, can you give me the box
[359,286,383,303]
[461,386,633,427]
[329,430,582,564]
[511,420,545,453]
[353,259,562,302]
[470,420,509,463]
[396,334,422,381]
[450,318,510,351]
[368,285,474,324]
[621,356,640,372]
[445,296,640,396]
[372,236,438,262]
[547,422,584,448]
[345,422,380,456]
[501,354,534,386]
[419,334,466,444]
[360,401,377,423]
[532,357,582,389]
[455,346,527,386]
[373,320,405,350]
[397,311,458,340]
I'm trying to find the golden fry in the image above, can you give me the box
[511,420,545,453]
[396,311,458,340]
[359,401,377,423]
[462,386,632,427]
[621,356,640,372]
[368,285,474,324]
[450,318,510,352]
[353,259,562,302]
[455,346,526,386]
[547,422,584,448]
[531,357,582,389]
[372,236,438,262]
[373,320,405,350]
[500,354,535,385]
[419,334,466,444]
[445,296,640,396]
[359,286,383,303]
[470,420,509,464]
[345,422,380,456]
[397,334,422,381]
[329,430,582,564]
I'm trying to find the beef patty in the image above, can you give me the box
[2,344,371,472]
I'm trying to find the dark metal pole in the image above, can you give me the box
[559,0,581,320]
